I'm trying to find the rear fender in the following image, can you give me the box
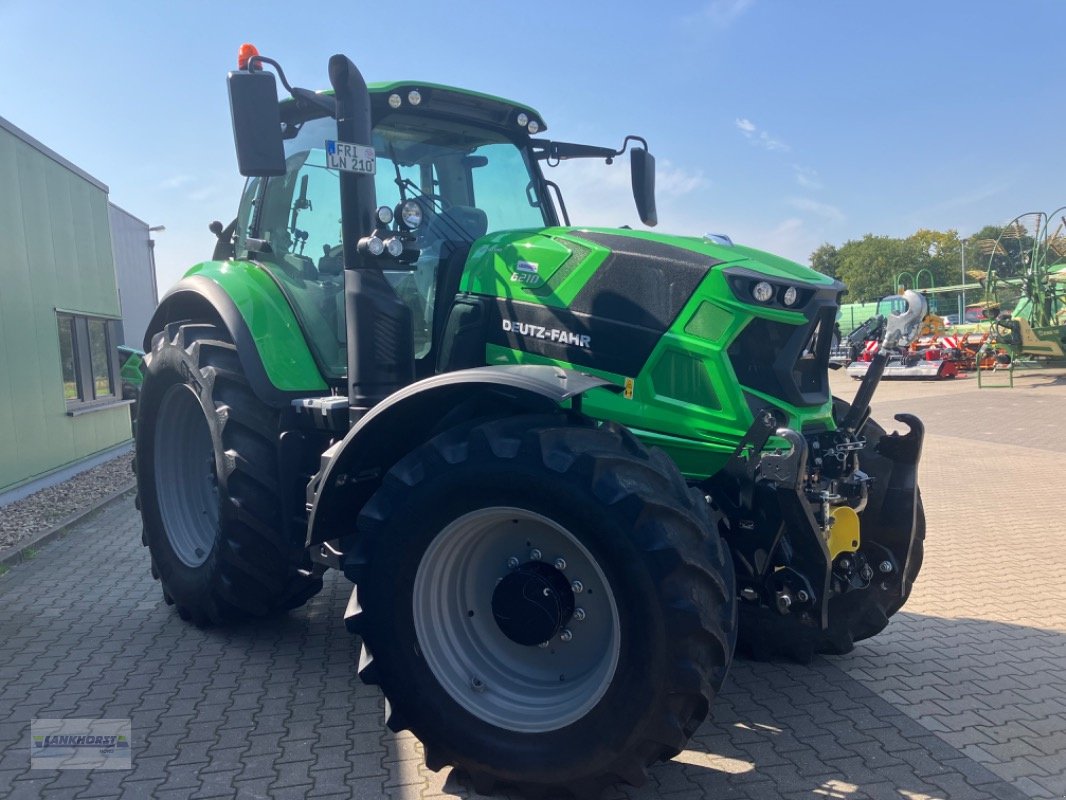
[305,366,615,548]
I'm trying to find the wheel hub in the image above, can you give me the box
[491,561,575,646]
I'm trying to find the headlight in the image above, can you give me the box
[376,205,394,225]
[364,236,385,256]
[783,286,799,307]
[752,281,774,303]
[407,90,422,106]
[385,237,404,258]
[517,112,529,127]
[400,200,423,229]
[388,93,402,109]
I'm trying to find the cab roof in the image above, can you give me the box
[293,82,548,134]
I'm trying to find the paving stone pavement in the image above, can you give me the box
[829,369,1066,800]
[0,370,1062,800]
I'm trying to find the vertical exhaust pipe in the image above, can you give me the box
[329,55,414,420]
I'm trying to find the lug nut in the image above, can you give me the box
[879,560,893,574]
[506,556,520,569]
[554,557,567,571]
[470,676,485,692]
[571,580,584,594]
[861,565,874,581]
[839,558,852,570]
[559,629,573,642]
[529,548,542,561]
[776,592,793,613]
[573,608,586,621]
[797,590,810,603]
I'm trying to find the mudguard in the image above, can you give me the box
[305,365,616,548]
[144,265,329,407]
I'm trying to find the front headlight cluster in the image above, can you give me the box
[747,279,806,309]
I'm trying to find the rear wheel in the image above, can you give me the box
[345,415,736,798]
[135,322,322,625]
[737,399,924,660]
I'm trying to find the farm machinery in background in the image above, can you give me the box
[970,211,1066,374]
[836,294,976,379]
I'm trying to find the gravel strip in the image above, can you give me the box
[0,452,135,550]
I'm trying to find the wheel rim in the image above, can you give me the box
[412,507,621,733]
[154,383,219,568]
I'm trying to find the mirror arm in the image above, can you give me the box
[245,57,333,118]
[246,55,294,93]
[291,87,336,116]
[531,135,653,164]
[616,135,650,156]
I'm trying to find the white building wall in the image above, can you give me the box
[108,203,158,348]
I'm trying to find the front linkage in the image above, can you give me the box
[703,290,927,653]
[703,407,923,640]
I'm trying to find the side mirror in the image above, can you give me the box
[630,148,657,227]
[227,69,286,177]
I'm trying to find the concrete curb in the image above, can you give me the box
[0,481,137,569]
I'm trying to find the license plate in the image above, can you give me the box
[325,140,376,175]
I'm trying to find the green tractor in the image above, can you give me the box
[135,46,927,797]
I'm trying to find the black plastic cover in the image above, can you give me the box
[227,70,286,177]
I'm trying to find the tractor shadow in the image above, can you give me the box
[605,612,1061,800]
[201,578,1054,800]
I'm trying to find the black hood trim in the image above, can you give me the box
[486,297,662,376]
[566,231,723,329]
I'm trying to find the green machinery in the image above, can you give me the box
[974,211,1066,386]
[980,211,1066,353]
[134,46,926,797]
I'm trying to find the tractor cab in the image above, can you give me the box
[235,86,554,382]
[228,78,654,389]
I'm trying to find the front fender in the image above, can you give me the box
[144,262,329,407]
[306,365,615,547]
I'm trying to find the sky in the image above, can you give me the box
[3,0,1065,291]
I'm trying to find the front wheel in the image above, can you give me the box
[345,415,736,797]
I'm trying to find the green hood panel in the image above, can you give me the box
[462,226,835,307]
[463,226,840,478]
[183,260,328,392]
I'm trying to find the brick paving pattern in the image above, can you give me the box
[0,368,1062,799]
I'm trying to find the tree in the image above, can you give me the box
[831,234,925,303]
[809,243,840,279]
[809,223,1032,306]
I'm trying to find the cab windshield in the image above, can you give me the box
[237,113,548,379]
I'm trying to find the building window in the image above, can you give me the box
[57,313,78,400]
[56,311,122,412]
[87,318,115,398]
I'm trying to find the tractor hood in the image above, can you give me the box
[460,226,842,380]
[462,226,837,308]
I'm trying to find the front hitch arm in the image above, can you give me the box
[702,415,833,629]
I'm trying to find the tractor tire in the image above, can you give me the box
[737,399,925,661]
[135,322,323,625]
[344,414,736,798]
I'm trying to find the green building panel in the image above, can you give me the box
[0,116,131,494]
